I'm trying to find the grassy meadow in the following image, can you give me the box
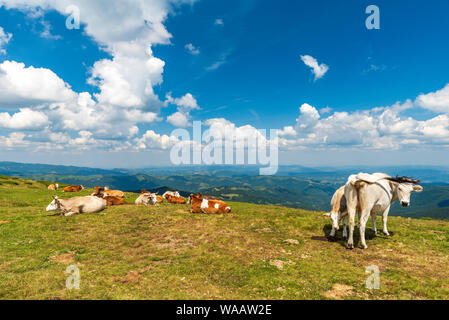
[0,175,448,300]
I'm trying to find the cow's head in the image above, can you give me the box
[387,177,423,207]
[46,196,62,212]
[329,211,342,231]
[150,193,158,204]
[396,184,423,207]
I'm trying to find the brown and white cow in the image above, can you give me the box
[63,185,84,192]
[190,194,231,214]
[163,191,181,199]
[166,194,187,204]
[92,186,125,198]
[48,183,59,191]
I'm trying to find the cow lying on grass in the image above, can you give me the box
[92,186,125,198]
[166,194,186,204]
[142,190,163,203]
[46,196,106,217]
[48,183,59,191]
[188,193,221,204]
[163,191,181,199]
[102,193,126,206]
[135,193,158,206]
[190,194,231,214]
[63,185,84,192]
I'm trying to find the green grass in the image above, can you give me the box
[0,175,449,300]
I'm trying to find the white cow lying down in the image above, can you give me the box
[46,196,107,217]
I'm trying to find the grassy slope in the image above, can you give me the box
[0,175,449,300]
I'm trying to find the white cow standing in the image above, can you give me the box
[344,173,423,250]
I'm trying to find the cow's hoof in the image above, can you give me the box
[361,245,368,250]
[346,243,354,250]
[383,231,390,236]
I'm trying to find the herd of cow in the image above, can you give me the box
[45,172,423,249]
[45,184,232,218]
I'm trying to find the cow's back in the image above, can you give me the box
[61,196,106,213]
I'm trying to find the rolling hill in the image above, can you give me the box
[0,175,448,300]
[1,161,449,219]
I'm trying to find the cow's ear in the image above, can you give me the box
[413,185,423,192]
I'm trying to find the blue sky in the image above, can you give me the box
[0,0,449,168]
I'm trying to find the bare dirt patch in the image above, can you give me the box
[269,259,296,270]
[116,271,141,283]
[50,252,75,264]
[322,284,354,300]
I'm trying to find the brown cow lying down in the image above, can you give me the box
[103,195,126,206]
[63,185,84,192]
[92,186,125,198]
[190,194,231,214]
[166,194,186,204]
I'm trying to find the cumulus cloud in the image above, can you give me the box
[284,99,449,150]
[136,130,180,150]
[0,27,12,54]
[167,111,190,128]
[165,93,200,127]
[300,55,329,80]
[416,84,449,114]
[0,61,76,108]
[0,108,49,130]
[215,19,224,26]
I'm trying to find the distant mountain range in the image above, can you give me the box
[1,161,448,219]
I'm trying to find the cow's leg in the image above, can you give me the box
[382,207,391,236]
[359,210,370,249]
[342,216,348,238]
[64,211,76,217]
[372,214,378,235]
[329,228,336,238]
[346,208,356,249]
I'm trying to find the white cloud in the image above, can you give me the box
[185,43,200,55]
[136,130,180,150]
[0,0,196,111]
[278,126,297,137]
[0,27,12,54]
[167,111,190,127]
[165,93,200,127]
[416,84,449,114]
[0,108,49,130]
[0,61,76,108]
[300,55,329,81]
[215,18,224,26]
[165,92,199,111]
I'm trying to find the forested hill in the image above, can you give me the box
[1,161,448,219]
